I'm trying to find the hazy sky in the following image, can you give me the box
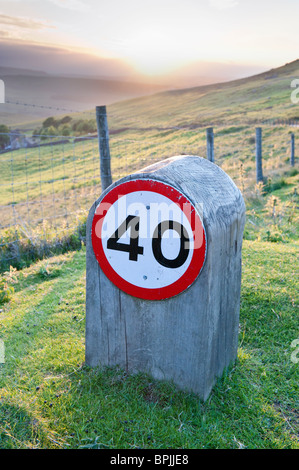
[0,0,298,79]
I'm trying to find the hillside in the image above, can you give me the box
[0,66,167,126]
[106,59,299,130]
[2,59,298,131]
[0,59,298,267]
[0,60,298,450]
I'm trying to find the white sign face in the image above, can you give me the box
[92,179,206,300]
[101,189,194,289]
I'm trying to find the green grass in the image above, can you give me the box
[1,60,298,271]
[1,122,298,273]
[0,60,298,448]
[0,240,298,449]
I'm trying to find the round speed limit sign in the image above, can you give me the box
[91,179,206,300]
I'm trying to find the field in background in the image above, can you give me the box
[0,121,298,271]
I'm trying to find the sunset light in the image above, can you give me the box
[0,0,298,454]
[0,0,298,81]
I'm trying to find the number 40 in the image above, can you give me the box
[107,215,190,269]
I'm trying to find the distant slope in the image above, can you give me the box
[0,67,168,126]
[106,59,299,130]
[2,59,298,130]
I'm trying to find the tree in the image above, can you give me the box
[59,116,72,125]
[32,127,42,137]
[42,117,56,128]
[46,125,58,136]
[72,119,96,134]
[60,125,71,136]
[0,124,10,149]
[72,119,85,132]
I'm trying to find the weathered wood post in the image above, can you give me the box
[255,127,264,183]
[206,127,214,162]
[96,105,112,191]
[85,155,246,400]
[290,132,295,167]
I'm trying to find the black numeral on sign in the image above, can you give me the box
[107,217,190,268]
[152,221,190,269]
[107,215,144,261]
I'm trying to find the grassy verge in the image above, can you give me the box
[0,240,298,449]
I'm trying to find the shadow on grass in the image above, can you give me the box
[0,402,43,449]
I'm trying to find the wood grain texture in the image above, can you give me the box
[255,127,264,183]
[291,133,295,167]
[85,155,246,400]
[96,105,112,191]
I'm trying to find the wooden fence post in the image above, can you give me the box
[291,133,295,167]
[255,127,264,183]
[206,127,214,162]
[96,105,112,191]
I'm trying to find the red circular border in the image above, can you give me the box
[91,179,206,300]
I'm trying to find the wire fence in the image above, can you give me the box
[0,116,297,272]
[0,132,101,270]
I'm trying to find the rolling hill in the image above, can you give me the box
[0,59,298,250]
[105,59,299,131]
[2,59,299,130]
[0,60,298,450]
[0,66,167,126]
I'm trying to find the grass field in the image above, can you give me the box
[1,60,298,237]
[0,240,298,449]
[1,122,298,272]
[0,60,298,449]
[1,60,298,227]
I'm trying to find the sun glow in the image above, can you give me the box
[128,56,184,77]
[0,0,298,82]
[121,27,195,76]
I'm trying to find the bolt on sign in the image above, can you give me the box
[91,179,206,300]
[85,155,246,400]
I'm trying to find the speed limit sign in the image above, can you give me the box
[91,179,206,300]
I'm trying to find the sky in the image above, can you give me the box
[0,0,298,84]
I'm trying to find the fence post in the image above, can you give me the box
[96,105,112,191]
[255,127,263,183]
[206,127,214,162]
[291,133,295,167]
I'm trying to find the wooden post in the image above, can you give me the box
[96,105,112,191]
[291,133,295,167]
[206,127,214,162]
[85,155,246,400]
[255,127,263,183]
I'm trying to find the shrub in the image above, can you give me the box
[0,266,17,304]
[263,177,288,194]
[42,117,57,128]
[0,124,10,149]
[0,214,87,274]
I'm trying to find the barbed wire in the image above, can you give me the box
[3,97,96,116]
[3,97,299,131]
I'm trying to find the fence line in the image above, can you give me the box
[0,114,297,271]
